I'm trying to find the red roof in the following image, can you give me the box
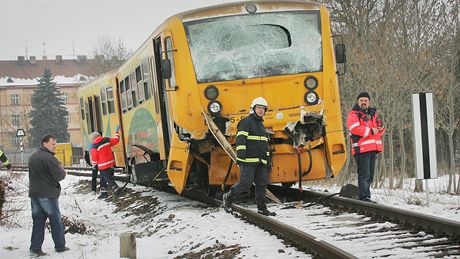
[0,59,97,79]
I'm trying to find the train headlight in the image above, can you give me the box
[204,85,219,100]
[304,91,319,105]
[245,4,257,13]
[304,76,318,90]
[208,100,222,114]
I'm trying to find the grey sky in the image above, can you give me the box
[0,0,232,60]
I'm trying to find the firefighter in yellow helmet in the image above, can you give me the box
[223,97,275,216]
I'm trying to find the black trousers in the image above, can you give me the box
[91,166,98,192]
[230,164,268,208]
[354,151,377,200]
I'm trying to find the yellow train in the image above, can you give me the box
[78,1,347,194]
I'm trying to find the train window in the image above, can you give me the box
[120,80,127,113]
[137,79,145,104]
[165,37,176,88]
[142,60,151,100]
[100,88,107,115]
[79,97,85,120]
[184,10,322,82]
[130,73,137,108]
[106,87,115,114]
[135,66,142,83]
[125,77,130,90]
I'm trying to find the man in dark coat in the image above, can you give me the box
[28,135,69,256]
[223,97,275,216]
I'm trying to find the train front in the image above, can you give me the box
[170,1,347,191]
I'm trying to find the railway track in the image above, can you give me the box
[10,166,460,258]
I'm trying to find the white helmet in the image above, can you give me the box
[249,97,268,114]
[250,97,268,108]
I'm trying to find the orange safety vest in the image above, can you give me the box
[347,104,384,155]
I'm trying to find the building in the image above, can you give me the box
[0,55,96,154]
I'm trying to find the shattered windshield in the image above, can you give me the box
[184,11,322,83]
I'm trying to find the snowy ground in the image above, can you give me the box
[0,170,459,259]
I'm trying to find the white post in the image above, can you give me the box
[19,137,24,165]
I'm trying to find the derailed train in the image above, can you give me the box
[78,1,347,195]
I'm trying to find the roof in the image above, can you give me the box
[0,59,97,79]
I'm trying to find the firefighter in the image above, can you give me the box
[223,97,275,216]
[0,149,12,170]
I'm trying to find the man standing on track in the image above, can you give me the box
[223,97,275,216]
[347,92,385,202]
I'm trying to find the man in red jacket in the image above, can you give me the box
[346,92,385,202]
[90,126,121,199]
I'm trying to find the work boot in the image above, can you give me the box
[257,204,276,216]
[29,250,47,257]
[222,191,234,213]
[55,246,70,253]
[98,191,108,199]
[113,187,122,196]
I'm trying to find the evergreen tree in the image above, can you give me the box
[29,68,69,147]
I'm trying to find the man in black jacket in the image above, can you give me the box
[28,135,69,256]
[223,97,275,216]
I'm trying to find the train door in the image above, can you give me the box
[154,36,171,156]
[87,96,95,133]
[93,96,103,132]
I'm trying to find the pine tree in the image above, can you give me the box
[29,68,69,147]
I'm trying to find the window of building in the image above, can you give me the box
[62,92,69,104]
[11,94,19,105]
[11,115,20,126]
[106,87,115,114]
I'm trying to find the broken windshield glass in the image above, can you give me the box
[184,11,322,83]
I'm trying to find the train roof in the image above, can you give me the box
[176,1,322,22]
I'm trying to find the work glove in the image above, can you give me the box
[115,125,121,132]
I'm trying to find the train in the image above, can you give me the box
[77,0,347,195]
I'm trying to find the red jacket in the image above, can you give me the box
[90,133,120,170]
[347,104,385,155]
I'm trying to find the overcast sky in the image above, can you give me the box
[0,0,234,60]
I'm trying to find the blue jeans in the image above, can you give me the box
[100,167,118,190]
[30,198,66,252]
[355,151,377,200]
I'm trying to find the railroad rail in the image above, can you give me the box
[8,166,460,257]
[268,185,460,240]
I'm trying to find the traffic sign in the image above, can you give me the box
[16,129,26,137]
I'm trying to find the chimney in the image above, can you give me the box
[56,55,63,64]
[29,56,37,64]
[76,55,87,63]
[17,56,25,65]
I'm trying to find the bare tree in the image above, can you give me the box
[90,35,131,75]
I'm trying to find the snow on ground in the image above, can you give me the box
[1,170,459,259]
